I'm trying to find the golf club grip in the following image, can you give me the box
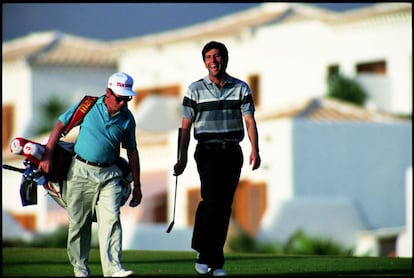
[177,127,182,159]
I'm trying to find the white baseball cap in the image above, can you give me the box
[107,72,136,97]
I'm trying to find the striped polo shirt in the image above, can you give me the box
[182,75,255,142]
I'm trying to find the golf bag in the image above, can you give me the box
[6,137,132,208]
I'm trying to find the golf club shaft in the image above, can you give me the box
[166,128,181,233]
[172,175,178,219]
[2,164,25,173]
[166,175,178,233]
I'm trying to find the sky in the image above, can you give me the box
[3,3,374,42]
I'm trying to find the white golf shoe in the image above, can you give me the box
[211,268,227,276]
[195,262,210,275]
[111,269,134,277]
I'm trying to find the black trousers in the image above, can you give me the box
[191,142,243,269]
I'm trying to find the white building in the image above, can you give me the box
[112,2,412,255]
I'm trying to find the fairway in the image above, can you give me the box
[2,247,412,277]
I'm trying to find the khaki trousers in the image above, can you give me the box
[66,158,124,276]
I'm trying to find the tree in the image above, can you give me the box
[36,95,68,136]
[326,73,368,106]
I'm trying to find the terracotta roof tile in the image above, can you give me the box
[256,98,405,122]
[3,31,116,67]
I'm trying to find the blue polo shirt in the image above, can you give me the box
[58,95,136,164]
[182,75,255,142]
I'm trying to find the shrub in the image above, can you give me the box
[36,95,68,136]
[283,229,354,256]
[227,229,354,256]
[30,225,69,248]
[326,73,368,106]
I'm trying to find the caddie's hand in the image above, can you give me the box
[129,186,142,207]
[38,159,52,174]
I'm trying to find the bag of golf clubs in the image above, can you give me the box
[3,139,74,207]
[3,139,133,208]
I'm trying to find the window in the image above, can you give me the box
[2,104,14,149]
[248,74,260,107]
[356,60,386,74]
[327,64,340,80]
[186,180,267,236]
[135,84,181,107]
[232,180,267,235]
[187,188,201,225]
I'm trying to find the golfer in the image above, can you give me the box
[174,41,261,276]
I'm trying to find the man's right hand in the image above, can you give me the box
[173,157,187,176]
[129,187,142,207]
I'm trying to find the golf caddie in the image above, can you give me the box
[38,72,142,277]
[173,41,261,276]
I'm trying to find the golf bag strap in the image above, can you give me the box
[61,95,98,137]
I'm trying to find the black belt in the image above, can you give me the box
[198,141,239,150]
[74,154,112,168]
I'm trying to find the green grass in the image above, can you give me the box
[2,247,412,277]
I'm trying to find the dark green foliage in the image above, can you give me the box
[326,73,368,106]
[227,228,354,256]
[283,229,354,255]
[30,225,69,248]
[227,230,257,252]
[227,230,283,254]
[36,95,68,135]
[3,225,100,248]
[3,225,69,248]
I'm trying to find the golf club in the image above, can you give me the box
[166,175,177,233]
[2,164,25,173]
[166,128,182,233]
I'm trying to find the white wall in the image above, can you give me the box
[396,166,412,257]
[292,121,412,229]
[255,120,412,252]
[252,21,330,108]
[2,61,33,139]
